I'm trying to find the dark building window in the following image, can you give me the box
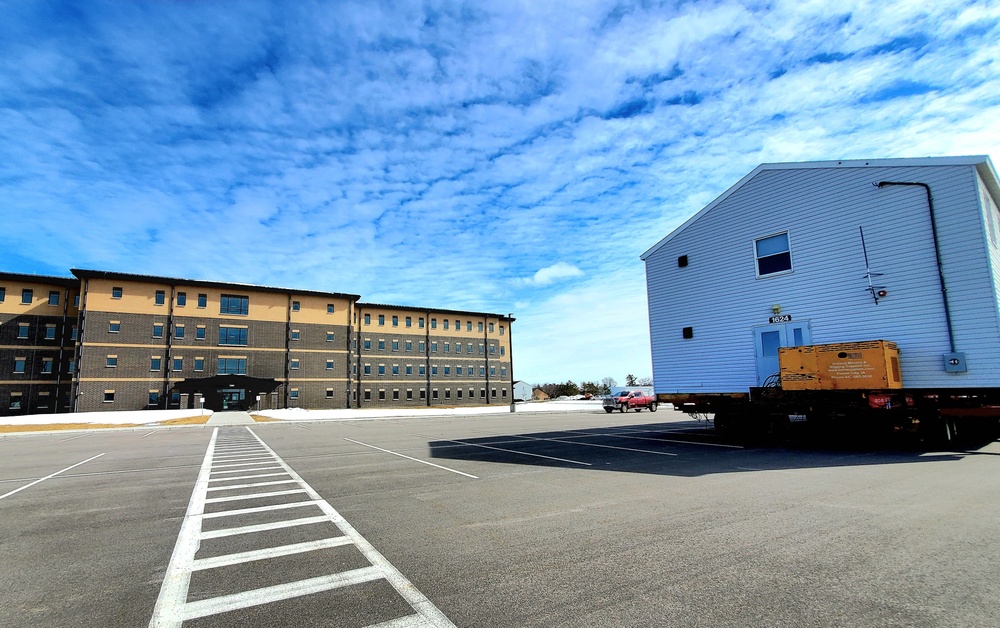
[194,358,204,371]
[16,324,29,339]
[13,358,26,373]
[327,303,335,313]
[219,327,248,345]
[196,326,206,340]
[292,301,300,311]
[111,287,122,299]
[150,357,161,371]
[21,289,33,304]
[197,293,207,308]
[364,314,371,324]
[175,326,185,339]
[0,287,5,302]
[155,290,165,305]
[392,315,398,326]
[177,292,187,306]
[153,324,164,338]
[45,326,56,340]
[48,291,59,306]
[218,358,247,375]
[378,314,385,326]
[755,232,792,277]
[104,391,115,403]
[220,294,249,315]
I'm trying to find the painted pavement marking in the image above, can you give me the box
[0,453,106,501]
[417,434,592,466]
[345,438,479,479]
[149,427,456,628]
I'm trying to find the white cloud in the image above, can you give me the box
[519,262,585,287]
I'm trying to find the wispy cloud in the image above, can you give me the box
[1,0,999,384]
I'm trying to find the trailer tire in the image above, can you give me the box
[649,402,657,412]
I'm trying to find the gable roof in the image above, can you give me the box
[640,155,1000,261]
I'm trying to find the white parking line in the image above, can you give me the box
[510,434,678,456]
[345,438,479,479]
[0,453,106,501]
[208,472,289,482]
[210,465,283,475]
[419,434,592,466]
[150,428,456,628]
[141,430,160,438]
[59,433,91,442]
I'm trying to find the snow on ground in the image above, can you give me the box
[0,400,609,426]
[0,408,214,426]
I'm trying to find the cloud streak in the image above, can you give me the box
[1,0,999,384]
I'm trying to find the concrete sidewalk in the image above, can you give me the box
[205,411,256,425]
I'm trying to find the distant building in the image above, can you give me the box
[0,269,514,415]
[531,387,550,401]
[513,380,531,401]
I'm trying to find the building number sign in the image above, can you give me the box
[768,314,792,323]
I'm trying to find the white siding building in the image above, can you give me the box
[642,156,1000,394]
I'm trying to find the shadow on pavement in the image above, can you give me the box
[426,419,998,478]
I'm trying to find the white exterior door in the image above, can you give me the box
[753,321,811,386]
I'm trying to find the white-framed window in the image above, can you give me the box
[754,231,792,277]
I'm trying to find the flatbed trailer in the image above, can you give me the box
[661,388,1000,444]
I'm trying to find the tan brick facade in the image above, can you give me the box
[0,269,514,415]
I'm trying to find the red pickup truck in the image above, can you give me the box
[603,390,658,413]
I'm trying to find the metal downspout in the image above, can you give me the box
[425,311,432,407]
[506,316,515,411]
[483,315,490,404]
[285,294,291,408]
[54,286,70,414]
[163,285,175,408]
[875,181,957,353]
[71,279,88,413]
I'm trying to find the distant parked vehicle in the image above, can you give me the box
[603,390,658,413]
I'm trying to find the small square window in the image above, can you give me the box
[21,288,33,304]
[327,303,335,314]
[17,324,29,339]
[419,365,426,375]
[112,287,123,299]
[104,391,115,403]
[431,342,438,352]
[432,389,439,399]
[406,365,412,375]
[364,365,371,375]
[755,232,792,277]
[292,301,300,311]
[379,389,386,400]
[677,255,689,268]
[406,316,412,327]
[378,365,386,375]
[326,389,334,399]
[290,359,300,370]
[175,326,185,339]
[364,339,372,350]
[155,290,166,305]
[173,357,183,371]
[364,390,372,400]
[364,314,371,325]
[106,356,118,368]
[392,315,398,327]
[48,291,60,306]
[418,318,425,328]
[197,293,207,308]
[291,330,301,341]
[196,326,206,340]
[45,326,56,340]
[392,340,399,351]
[405,340,412,351]
[153,324,164,338]
[682,327,694,339]
[326,359,334,370]
[326,331,335,342]
[419,341,425,352]
[109,322,120,333]
[41,359,53,374]
[14,358,26,373]
[420,389,426,399]
[194,358,204,371]
[150,357,161,371]
[177,292,187,306]
[393,389,400,400]
[290,389,299,399]
[148,392,159,406]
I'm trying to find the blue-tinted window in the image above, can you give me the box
[152,324,164,338]
[21,289,33,304]
[0,287,5,302]
[173,357,183,371]
[175,326,185,339]
[155,290,165,305]
[196,326,206,340]
[220,294,249,315]
[177,292,187,306]
[111,287,122,299]
[45,326,56,340]
[292,301,300,311]
[14,358,26,373]
[218,358,247,374]
[197,293,207,308]
[48,291,59,306]
[219,327,248,345]
[150,357,161,371]
[194,358,204,371]
[755,233,792,276]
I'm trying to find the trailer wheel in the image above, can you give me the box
[604,407,614,414]
[649,402,658,412]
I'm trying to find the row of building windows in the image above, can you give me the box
[108,287,339,315]
[11,323,77,341]
[359,387,506,401]
[359,363,505,377]
[361,339,503,355]
[362,313,505,335]
[106,322,337,344]
[0,288,69,305]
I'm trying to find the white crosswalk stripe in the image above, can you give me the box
[148,426,456,628]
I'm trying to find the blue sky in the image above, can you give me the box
[2,1,999,386]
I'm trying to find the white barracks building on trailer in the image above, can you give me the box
[641,156,1000,398]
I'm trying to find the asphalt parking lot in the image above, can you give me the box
[2,409,999,627]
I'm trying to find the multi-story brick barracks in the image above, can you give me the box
[0,269,514,415]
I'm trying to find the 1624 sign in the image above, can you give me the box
[769,314,792,323]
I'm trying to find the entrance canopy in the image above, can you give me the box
[171,375,280,412]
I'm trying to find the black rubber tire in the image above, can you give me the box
[649,402,657,412]
[604,407,613,414]
[619,403,626,413]
[636,407,642,412]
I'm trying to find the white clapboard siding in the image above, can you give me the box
[643,158,1000,393]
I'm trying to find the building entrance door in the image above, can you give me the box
[752,321,811,386]
[220,388,246,410]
